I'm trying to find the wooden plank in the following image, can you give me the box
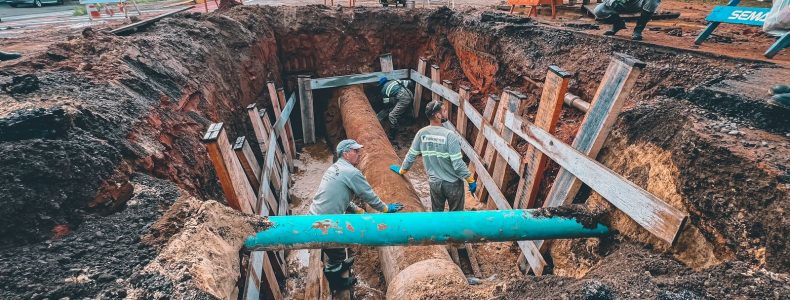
[308,69,409,90]
[456,85,471,140]
[477,91,511,202]
[258,93,297,215]
[441,80,453,123]
[412,57,428,118]
[247,104,270,159]
[261,252,283,300]
[267,81,295,170]
[491,90,528,197]
[298,75,316,144]
[305,249,323,299]
[233,136,262,190]
[110,6,193,35]
[410,69,460,106]
[504,111,688,245]
[463,244,483,278]
[379,53,394,72]
[268,249,287,281]
[242,251,263,300]
[202,123,255,214]
[259,109,284,192]
[514,66,571,209]
[278,162,289,217]
[543,53,646,210]
[479,119,522,173]
[276,87,297,159]
[443,121,548,276]
[431,65,441,104]
[467,95,498,181]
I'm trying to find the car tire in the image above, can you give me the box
[34,0,42,7]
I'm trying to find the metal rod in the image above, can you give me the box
[244,209,609,251]
[563,92,590,113]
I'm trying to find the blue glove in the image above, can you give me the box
[468,181,477,194]
[385,202,404,213]
[389,164,406,175]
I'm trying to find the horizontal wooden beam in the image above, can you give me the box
[410,69,460,106]
[309,69,410,90]
[504,111,688,245]
[443,122,547,275]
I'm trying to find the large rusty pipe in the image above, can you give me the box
[334,85,466,299]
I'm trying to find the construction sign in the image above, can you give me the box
[79,0,141,21]
[705,6,770,26]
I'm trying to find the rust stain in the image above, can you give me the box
[377,223,388,231]
[311,220,335,235]
[346,222,355,232]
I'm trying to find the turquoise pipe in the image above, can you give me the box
[244,209,609,251]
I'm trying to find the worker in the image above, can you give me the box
[0,50,21,61]
[593,0,659,40]
[389,100,477,212]
[309,139,404,290]
[376,77,414,141]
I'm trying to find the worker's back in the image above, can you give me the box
[406,125,469,183]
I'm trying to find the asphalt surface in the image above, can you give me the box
[0,2,80,19]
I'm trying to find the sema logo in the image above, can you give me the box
[728,10,769,22]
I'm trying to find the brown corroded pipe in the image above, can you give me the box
[334,85,467,299]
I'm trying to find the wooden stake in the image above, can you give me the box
[267,81,294,171]
[412,57,428,118]
[514,66,571,209]
[259,109,284,193]
[456,85,471,140]
[491,90,528,203]
[467,95,498,181]
[298,75,316,144]
[430,64,441,103]
[276,87,297,157]
[442,80,453,122]
[233,136,261,191]
[478,91,511,203]
[379,53,394,72]
[203,123,255,214]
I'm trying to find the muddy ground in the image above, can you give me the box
[0,4,788,299]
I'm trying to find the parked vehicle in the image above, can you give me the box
[9,0,63,7]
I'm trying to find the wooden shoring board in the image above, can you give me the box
[477,91,512,203]
[267,81,294,171]
[460,244,483,278]
[514,66,572,210]
[430,65,441,103]
[298,75,316,144]
[467,95,498,182]
[268,249,287,281]
[202,123,255,214]
[243,251,283,300]
[455,85,471,140]
[504,111,688,245]
[258,93,298,216]
[233,136,262,190]
[412,58,428,118]
[542,53,646,210]
[442,80,453,122]
[410,69,460,106]
[279,162,290,217]
[379,53,394,72]
[491,90,529,202]
[443,121,548,276]
[309,69,409,90]
[276,87,297,159]
[305,249,331,299]
[259,109,284,193]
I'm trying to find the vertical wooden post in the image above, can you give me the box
[259,110,284,195]
[267,81,295,171]
[233,136,262,191]
[203,123,255,214]
[379,53,394,72]
[441,79,453,122]
[276,87,297,157]
[430,64,441,103]
[477,91,511,203]
[298,75,316,144]
[456,85,471,140]
[467,95,498,180]
[513,66,571,209]
[243,251,283,300]
[543,54,646,209]
[412,57,428,118]
[247,104,283,197]
[491,90,528,202]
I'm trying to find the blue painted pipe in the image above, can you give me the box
[244,209,609,251]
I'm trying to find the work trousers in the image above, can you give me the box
[429,179,465,212]
[593,0,658,18]
[322,248,347,272]
[377,88,413,129]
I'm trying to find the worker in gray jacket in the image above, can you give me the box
[389,101,477,212]
[309,139,404,290]
[593,0,660,40]
[377,77,414,140]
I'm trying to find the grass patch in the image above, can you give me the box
[73,5,87,16]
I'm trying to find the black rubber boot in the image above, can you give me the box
[771,84,790,95]
[773,93,790,109]
[603,15,626,36]
[631,10,653,41]
[0,51,21,61]
[324,270,357,291]
[388,127,398,141]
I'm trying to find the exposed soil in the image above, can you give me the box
[0,3,787,299]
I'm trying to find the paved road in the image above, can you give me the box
[0,2,80,19]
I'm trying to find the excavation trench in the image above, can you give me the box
[0,4,789,300]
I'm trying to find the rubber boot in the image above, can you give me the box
[324,270,357,291]
[603,14,626,36]
[631,10,653,41]
[773,93,790,109]
[0,51,21,61]
[771,84,790,95]
[337,257,355,273]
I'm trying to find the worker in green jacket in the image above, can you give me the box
[376,77,414,140]
[389,101,477,212]
[309,139,404,290]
